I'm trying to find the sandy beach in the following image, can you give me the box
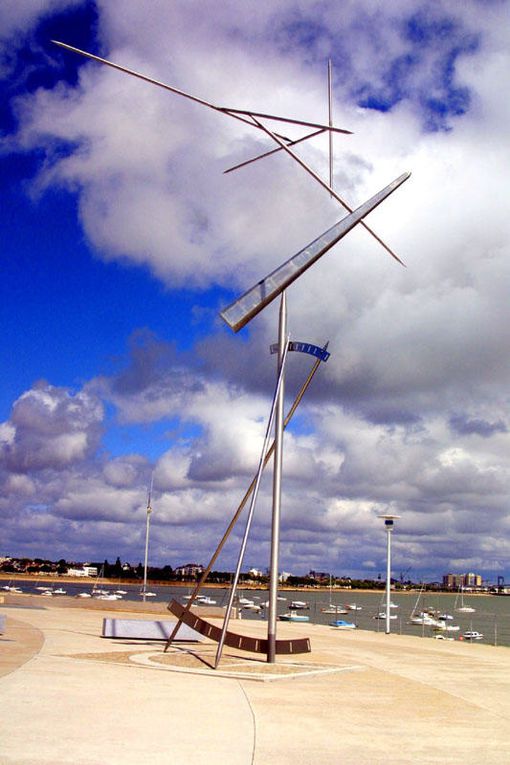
[1,596,509,764]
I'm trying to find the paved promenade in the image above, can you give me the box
[1,599,509,764]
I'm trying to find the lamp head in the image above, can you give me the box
[378,514,401,528]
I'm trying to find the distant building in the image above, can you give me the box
[443,572,482,589]
[464,572,482,588]
[279,571,292,583]
[248,568,263,578]
[67,566,98,577]
[174,563,204,579]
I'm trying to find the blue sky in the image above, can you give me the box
[1,0,509,581]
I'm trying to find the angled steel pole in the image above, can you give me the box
[163,345,328,652]
[267,292,287,663]
[224,128,326,175]
[52,41,352,138]
[214,336,290,668]
[249,115,405,266]
[328,59,334,194]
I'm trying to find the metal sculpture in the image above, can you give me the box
[53,41,411,665]
[52,42,404,263]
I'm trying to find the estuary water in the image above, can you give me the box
[7,579,510,647]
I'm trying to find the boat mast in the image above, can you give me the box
[142,475,153,602]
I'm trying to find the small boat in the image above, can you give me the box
[115,590,127,595]
[409,611,440,626]
[439,613,454,621]
[195,595,216,605]
[433,621,460,632]
[2,583,23,593]
[321,575,347,614]
[462,630,484,641]
[330,619,357,629]
[241,603,262,612]
[96,593,123,601]
[434,634,454,641]
[140,591,157,598]
[279,611,310,622]
[53,587,66,595]
[289,600,309,610]
[321,605,348,614]
[455,587,476,613]
[345,603,362,611]
[76,592,92,598]
[374,612,397,620]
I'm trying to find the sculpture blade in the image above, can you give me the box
[220,172,410,332]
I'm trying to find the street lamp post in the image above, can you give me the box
[378,514,400,634]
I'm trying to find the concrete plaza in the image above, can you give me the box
[1,599,509,764]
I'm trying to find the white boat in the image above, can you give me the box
[409,611,441,626]
[2,582,23,593]
[115,589,127,595]
[455,587,476,613]
[279,611,310,622]
[241,603,262,612]
[374,612,397,620]
[289,600,309,610]
[345,603,362,611]
[76,592,92,598]
[321,575,347,614]
[96,593,123,601]
[433,620,460,632]
[53,587,66,595]
[195,595,216,605]
[407,585,440,625]
[462,630,483,641]
[434,634,454,641]
[140,591,157,598]
[321,605,348,614]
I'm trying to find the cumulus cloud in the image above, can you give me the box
[2,0,510,578]
[0,381,103,472]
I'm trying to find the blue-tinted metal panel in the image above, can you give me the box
[220,172,410,332]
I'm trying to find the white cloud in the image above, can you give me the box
[2,0,510,578]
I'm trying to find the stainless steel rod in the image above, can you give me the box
[223,128,326,174]
[328,59,334,194]
[267,292,287,663]
[249,115,405,267]
[214,335,290,668]
[163,345,328,651]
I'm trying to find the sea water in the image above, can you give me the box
[10,581,510,647]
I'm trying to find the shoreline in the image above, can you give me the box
[0,572,493,595]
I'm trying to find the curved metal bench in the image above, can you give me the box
[168,600,311,655]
